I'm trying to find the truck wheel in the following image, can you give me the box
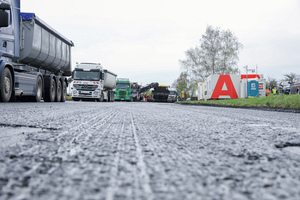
[55,80,62,102]
[99,93,104,102]
[61,81,67,102]
[31,76,43,102]
[44,78,56,102]
[0,68,13,102]
[111,92,115,102]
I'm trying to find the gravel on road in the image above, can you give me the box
[0,101,299,200]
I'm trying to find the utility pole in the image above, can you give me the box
[243,65,248,98]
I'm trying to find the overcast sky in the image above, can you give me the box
[21,0,300,86]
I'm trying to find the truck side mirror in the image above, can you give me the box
[0,10,9,28]
[67,77,72,83]
[0,3,10,28]
[0,3,10,10]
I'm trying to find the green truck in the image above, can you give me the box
[114,78,132,101]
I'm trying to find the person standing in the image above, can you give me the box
[266,89,270,96]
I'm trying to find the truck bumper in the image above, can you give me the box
[114,96,131,101]
[72,90,101,99]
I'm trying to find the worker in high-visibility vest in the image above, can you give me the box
[266,89,270,96]
[272,88,277,95]
[181,93,185,102]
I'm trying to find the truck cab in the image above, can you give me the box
[115,78,132,101]
[71,63,116,102]
[131,82,141,101]
[167,88,178,102]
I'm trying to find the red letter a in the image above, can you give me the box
[211,75,238,99]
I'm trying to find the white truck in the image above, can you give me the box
[71,63,117,102]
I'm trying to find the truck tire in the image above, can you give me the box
[111,91,115,102]
[61,81,67,102]
[30,76,43,102]
[55,80,62,102]
[0,67,13,102]
[44,78,56,102]
[100,94,104,102]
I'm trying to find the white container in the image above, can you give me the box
[199,74,264,100]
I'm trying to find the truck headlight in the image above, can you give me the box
[72,89,78,94]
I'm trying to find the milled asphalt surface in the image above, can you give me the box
[0,101,299,200]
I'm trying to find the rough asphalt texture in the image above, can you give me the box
[0,101,299,200]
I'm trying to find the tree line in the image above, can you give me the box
[173,25,297,98]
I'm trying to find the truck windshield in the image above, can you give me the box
[73,71,100,81]
[116,83,130,89]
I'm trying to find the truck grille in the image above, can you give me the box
[74,84,98,91]
[119,91,127,97]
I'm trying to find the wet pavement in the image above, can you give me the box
[0,101,299,200]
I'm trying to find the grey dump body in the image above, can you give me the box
[103,69,117,89]
[19,13,74,76]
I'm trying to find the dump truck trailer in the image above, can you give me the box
[0,0,74,102]
[71,63,117,102]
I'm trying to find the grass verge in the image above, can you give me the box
[180,94,300,109]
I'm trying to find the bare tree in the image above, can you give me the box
[180,47,206,81]
[174,72,190,99]
[283,73,297,82]
[180,25,243,80]
[266,77,278,90]
[218,30,243,74]
[200,26,221,76]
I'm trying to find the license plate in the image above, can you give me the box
[81,91,90,94]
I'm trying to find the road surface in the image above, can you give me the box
[0,101,299,200]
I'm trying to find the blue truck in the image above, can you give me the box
[0,0,74,102]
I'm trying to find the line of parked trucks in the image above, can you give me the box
[71,64,177,102]
[0,0,177,103]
